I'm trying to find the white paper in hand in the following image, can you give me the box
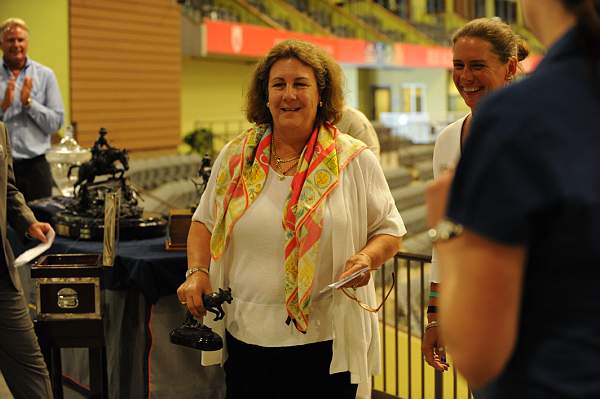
[319,266,370,294]
[14,229,55,268]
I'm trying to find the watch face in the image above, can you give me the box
[430,220,464,243]
[428,227,439,241]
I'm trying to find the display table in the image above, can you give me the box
[43,236,225,399]
[50,236,184,304]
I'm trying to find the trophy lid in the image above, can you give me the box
[46,125,90,164]
[46,125,91,197]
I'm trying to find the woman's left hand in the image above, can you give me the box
[338,252,373,289]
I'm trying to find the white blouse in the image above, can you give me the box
[195,142,406,386]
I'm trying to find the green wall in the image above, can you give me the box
[358,68,377,119]
[485,0,495,17]
[411,0,436,24]
[181,60,372,146]
[0,0,70,126]
[358,67,450,124]
[181,57,255,140]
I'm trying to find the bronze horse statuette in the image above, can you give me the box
[170,287,233,351]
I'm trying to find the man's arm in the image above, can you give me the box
[1,77,15,114]
[3,123,36,233]
[24,70,64,134]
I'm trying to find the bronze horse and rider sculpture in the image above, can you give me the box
[53,128,166,240]
[64,128,135,214]
[68,128,129,194]
[68,147,129,192]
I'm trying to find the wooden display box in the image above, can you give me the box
[165,208,192,251]
[31,254,102,321]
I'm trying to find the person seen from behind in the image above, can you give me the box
[426,0,600,397]
[336,105,381,162]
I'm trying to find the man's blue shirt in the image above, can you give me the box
[0,58,64,160]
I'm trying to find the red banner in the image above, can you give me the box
[203,20,541,71]
[393,43,452,68]
[203,20,367,64]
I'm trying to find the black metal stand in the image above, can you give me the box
[34,319,108,399]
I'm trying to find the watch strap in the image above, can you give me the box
[428,220,464,243]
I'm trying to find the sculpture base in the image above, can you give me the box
[169,324,223,351]
[54,211,167,241]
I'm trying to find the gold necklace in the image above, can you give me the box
[271,135,300,178]
[274,161,298,180]
[272,154,298,179]
[272,143,299,165]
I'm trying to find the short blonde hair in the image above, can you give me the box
[0,18,29,43]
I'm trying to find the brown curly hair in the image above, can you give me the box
[245,39,345,127]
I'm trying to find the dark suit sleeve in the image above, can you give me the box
[3,124,37,235]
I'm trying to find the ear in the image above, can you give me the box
[506,57,518,81]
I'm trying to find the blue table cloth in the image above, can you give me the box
[50,236,186,304]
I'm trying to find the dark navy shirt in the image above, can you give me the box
[448,29,600,398]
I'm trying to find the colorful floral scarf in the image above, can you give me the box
[210,123,365,332]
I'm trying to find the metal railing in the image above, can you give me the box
[372,251,474,399]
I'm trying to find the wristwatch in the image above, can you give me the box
[24,97,32,107]
[428,219,464,243]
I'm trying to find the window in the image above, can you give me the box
[427,0,445,14]
[372,0,410,19]
[396,0,410,19]
[495,0,517,23]
[371,86,392,121]
[475,0,486,17]
[454,0,486,19]
[401,83,426,113]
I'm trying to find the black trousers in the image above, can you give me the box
[224,331,357,399]
[13,155,53,202]
[0,271,53,398]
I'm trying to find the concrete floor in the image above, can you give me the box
[0,372,84,399]
[0,373,11,399]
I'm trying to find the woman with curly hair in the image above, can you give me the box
[178,39,406,399]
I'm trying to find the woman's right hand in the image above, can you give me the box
[422,325,449,371]
[177,272,213,319]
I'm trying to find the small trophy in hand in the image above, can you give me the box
[170,288,233,351]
